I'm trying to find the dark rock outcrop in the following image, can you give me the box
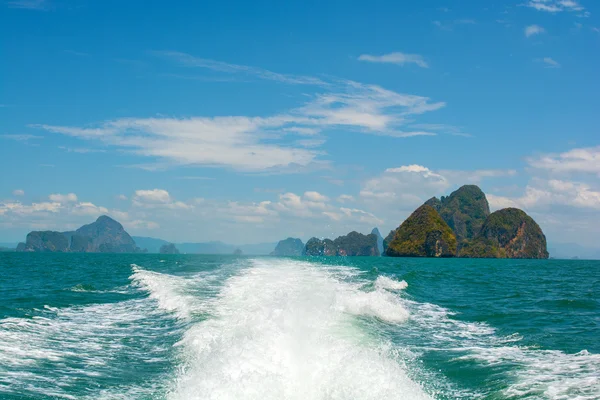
[435,185,491,242]
[303,231,379,256]
[159,243,180,254]
[233,248,243,256]
[458,208,549,259]
[371,228,384,255]
[271,238,304,256]
[385,205,457,258]
[16,215,142,253]
[303,238,337,256]
[18,231,70,252]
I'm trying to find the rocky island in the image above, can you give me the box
[303,231,379,256]
[271,238,304,256]
[16,216,144,253]
[159,243,180,254]
[384,185,548,259]
[458,208,549,259]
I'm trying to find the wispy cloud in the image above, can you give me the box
[151,50,328,86]
[63,50,90,57]
[525,24,545,37]
[6,0,48,10]
[32,55,451,171]
[358,52,429,68]
[409,123,472,137]
[542,57,561,68]
[58,146,106,153]
[524,0,585,13]
[1,134,43,142]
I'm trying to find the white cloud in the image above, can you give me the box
[524,0,584,13]
[361,164,448,205]
[12,189,25,196]
[33,72,447,171]
[116,194,128,200]
[303,191,329,202]
[542,57,561,68]
[133,189,172,204]
[48,193,78,203]
[337,194,355,203]
[525,25,545,37]
[527,146,600,174]
[133,189,192,210]
[358,52,429,68]
[72,202,109,216]
[488,179,600,211]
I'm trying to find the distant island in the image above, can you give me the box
[271,238,304,256]
[16,216,144,253]
[9,185,549,259]
[303,231,379,256]
[159,243,180,254]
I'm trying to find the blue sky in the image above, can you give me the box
[1,0,599,248]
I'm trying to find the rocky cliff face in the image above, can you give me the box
[303,231,379,256]
[371,228,384,255]
[385,205,457,258]
[17,231,70,252]
[159,243,180,254]
[435,185,490,242]
[271,238,304,256]
[459,208,549,259]
[16,216,142,253]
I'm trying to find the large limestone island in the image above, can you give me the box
[384,185,548,259]
[16,215,144,253]
[303,231,379,256]
[271,238,305,256]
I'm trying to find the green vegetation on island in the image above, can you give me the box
[436,185,490,242]
[458,208,549,259]
[385,205,457,257]
[385,185,548,259]
[271,238,304,256]
[303,231,379,256]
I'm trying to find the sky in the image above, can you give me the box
[1,0,599,249]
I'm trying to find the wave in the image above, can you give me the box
[400,298,600,399]
[0,297,175,399]
[166,258,430,400]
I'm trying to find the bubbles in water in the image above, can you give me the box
[166,258,430,400]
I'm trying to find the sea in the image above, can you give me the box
[0,253,598,400]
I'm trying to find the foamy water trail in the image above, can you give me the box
[152,258,430,400]
[400,298,600,399]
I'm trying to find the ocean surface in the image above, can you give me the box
[0,254,598,400]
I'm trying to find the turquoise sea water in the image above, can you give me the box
[0,254,598,399]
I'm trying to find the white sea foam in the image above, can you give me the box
[375,275,409,291]
[167,258,429,400]
[0,294,176,398]
[400,298,600,399]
